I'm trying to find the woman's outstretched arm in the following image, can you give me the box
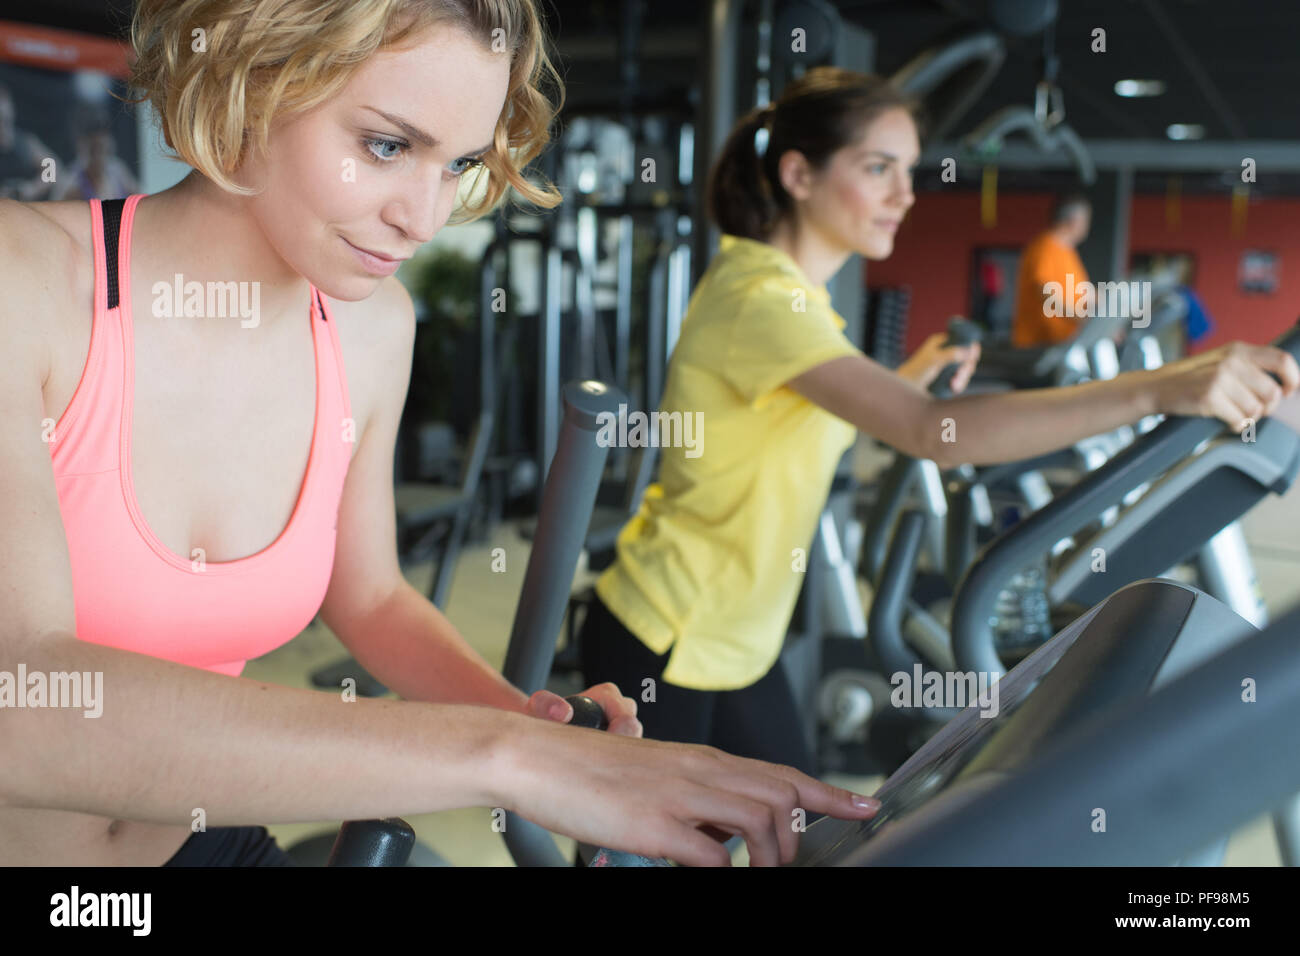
[789,341,1300,468]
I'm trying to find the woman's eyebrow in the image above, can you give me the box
[858,149,920,167]
[361,106,493,155]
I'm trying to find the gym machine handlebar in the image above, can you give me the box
[861,316,983,583]
[928,316,983,399]
[951,318,1300,678]
[326,693,610,866]
[867,509,963,725]
[325,380,627,867]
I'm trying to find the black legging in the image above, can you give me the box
[578,596,817,776]
[163,826,296,867]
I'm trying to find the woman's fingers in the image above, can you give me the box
[921,342,978,394]
[666,820,735,867]
[677,753,880,865]
[581,682,642,736]
[677,782,785,866]
[949,345,981,394]
[1163,342,1297,424]
[696,766,804,862]
[1246,344,1300,394]
[1204,346,1280,427]
[1207,373,1253,429]
[513,713,882,866]
[526,689,572,722]
[1238,347,1289,406]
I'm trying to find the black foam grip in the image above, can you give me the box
[930,316,984,398]
[566,695,608,730]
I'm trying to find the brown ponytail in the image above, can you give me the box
[706,67,922,241]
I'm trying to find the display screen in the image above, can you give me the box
[795,602,1104,866]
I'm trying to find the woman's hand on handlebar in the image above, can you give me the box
[1153,341,1300,429]
[897,333,981,394]
[499,724,881,866]
[525,683,642,736]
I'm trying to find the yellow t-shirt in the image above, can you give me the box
[595,234,861,690]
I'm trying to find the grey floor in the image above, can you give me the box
[246,439,1300,866]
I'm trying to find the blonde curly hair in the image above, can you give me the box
[128,0,563,220]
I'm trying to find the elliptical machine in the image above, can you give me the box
[865,319,1300,776]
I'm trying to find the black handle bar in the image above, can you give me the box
[951,319,1300,677]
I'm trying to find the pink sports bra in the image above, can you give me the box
[46,194,354,676]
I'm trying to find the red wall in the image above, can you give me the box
[868,192,1300,355]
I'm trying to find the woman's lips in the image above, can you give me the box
[344,238,407,276]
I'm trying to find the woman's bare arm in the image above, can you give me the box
[0,204,876,865]
[0,215,498,823]
[788,343,1300,468]
[2,634,509,823]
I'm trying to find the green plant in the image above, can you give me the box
[405,247,485,427]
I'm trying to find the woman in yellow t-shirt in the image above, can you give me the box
[579,67,1298,774]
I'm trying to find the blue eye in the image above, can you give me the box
[363,137,406,162]
[448,156,484,176]
[869,163,889,175]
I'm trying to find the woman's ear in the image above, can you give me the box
[776,149,813,202]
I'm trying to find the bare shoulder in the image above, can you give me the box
[0,199,92,383]
[0,199,88,292]
[324,276,417,436]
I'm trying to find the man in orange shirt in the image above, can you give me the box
[1011,194,1092,347]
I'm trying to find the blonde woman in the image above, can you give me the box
[0,0,886,868]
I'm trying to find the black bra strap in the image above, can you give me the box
[100,198,126,310]
[98,197,328,323]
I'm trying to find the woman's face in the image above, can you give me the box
[237,23,510,301]
[787,106,919,261]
